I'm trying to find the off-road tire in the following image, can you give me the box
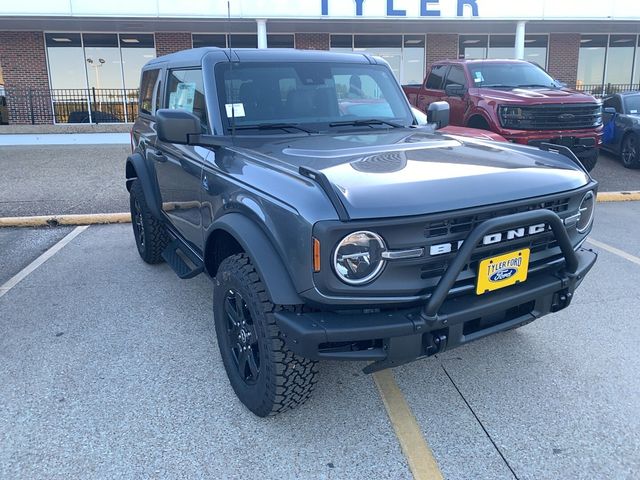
[213,253,318,417]
[129,180,170,264]
[621,133,640,169]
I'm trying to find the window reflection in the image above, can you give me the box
[45,32,156,123]
[459,35,548,68]
[577,35,608,89]
[329,34,425,85]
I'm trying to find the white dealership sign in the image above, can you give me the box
[2,0,640,20]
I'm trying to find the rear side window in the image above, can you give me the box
[444,66,467,88]
[165,68,209,133]
[139,69,159,115]
[425,65,447,90]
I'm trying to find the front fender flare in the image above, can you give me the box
[209,214,303,305]
[126,152,162,219]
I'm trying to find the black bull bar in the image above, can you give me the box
[422,208,580,320]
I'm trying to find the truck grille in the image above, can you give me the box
[419,197,572,296]
[499,103,602,130]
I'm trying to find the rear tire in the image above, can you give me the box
[621,133,640,169]
[129,180,170,264]
[213,254,318,417]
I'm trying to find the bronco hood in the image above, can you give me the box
[232,130,591,220]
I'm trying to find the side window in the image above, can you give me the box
[139,69,159,115]
[444,66,467,88]
[165,68,209,133]
[604,96,621,112]
[425,65,448,90]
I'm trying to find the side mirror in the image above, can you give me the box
[156,109,201,145]
[555,79,567,88]
[411,107,429,126]
[444,83,466,97]
[604,107,617,114]
[427,101,450,129]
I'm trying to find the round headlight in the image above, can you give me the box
[333,231,386,285]
[576,191,595,233]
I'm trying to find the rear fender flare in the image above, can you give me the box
[126,152,162,219]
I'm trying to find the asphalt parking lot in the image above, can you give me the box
[1,201,639,479]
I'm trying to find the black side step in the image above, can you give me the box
[161,239,204,279]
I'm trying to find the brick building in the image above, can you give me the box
[1,0,640,124]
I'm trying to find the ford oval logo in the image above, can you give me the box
[558,113,575,121]
[490,268,517,282]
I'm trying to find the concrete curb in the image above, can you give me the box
[596,191,640,202]
[0,191,638,227]
[0,213,131,228]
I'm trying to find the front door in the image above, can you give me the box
[153,68,210,252]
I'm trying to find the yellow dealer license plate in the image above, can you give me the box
[476,248,530,295]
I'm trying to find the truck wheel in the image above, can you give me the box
[621,133,640,169]
[213,253,318,417]
[129,180,170,264]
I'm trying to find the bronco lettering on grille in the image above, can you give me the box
[429,223,547,256]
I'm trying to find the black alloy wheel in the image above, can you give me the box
[621,133,640,169]
[223,289,261,384]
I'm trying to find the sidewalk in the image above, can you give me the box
[0,133,130,146]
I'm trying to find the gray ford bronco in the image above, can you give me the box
[126,48,597,416]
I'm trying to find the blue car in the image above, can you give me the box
[602,92,640,169]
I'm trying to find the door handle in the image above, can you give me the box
[148,150,166,163]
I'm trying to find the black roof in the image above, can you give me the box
[144,47,378,68]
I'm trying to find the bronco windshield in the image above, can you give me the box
[468,62,558,89]
[215,62,414,134]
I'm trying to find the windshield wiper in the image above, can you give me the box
[515,84,556,88]
[328,119,404,129]
[227,123,317,134]
[480,84,516,89]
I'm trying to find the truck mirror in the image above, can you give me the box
[156,109,202,145]
[444,83,466,97]
[427,101,450,129]
[604,107,616,114]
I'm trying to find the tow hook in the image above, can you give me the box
[551,288,572,312]
[425,333,448,356]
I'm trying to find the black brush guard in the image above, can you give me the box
[274,209,597,373]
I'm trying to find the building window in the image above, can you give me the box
[635,36,640,85]
[577,35,607,89]
[606,35,635,85]
[459,35,488,60]
[460,34,548,68]
[45,32,156,123]
[329,34,425,85]
[192,34,294,49]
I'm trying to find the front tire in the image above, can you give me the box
[213,254,318,417]
[621,133,640,169]
[129,180,170,264]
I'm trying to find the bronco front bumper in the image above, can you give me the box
[274,210,598,373]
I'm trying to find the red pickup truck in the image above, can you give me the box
[403,59,603,171]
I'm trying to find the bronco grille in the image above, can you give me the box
[499,103,602,130]
[418,197,572,296]
[424,197,570,239]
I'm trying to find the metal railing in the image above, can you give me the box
[4,88,139,125]
[574,83,640,98]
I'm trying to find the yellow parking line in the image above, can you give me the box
[587,238,640,267]
[0,213,131,227]
[597,191,640,202]
[373,369,444,480]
